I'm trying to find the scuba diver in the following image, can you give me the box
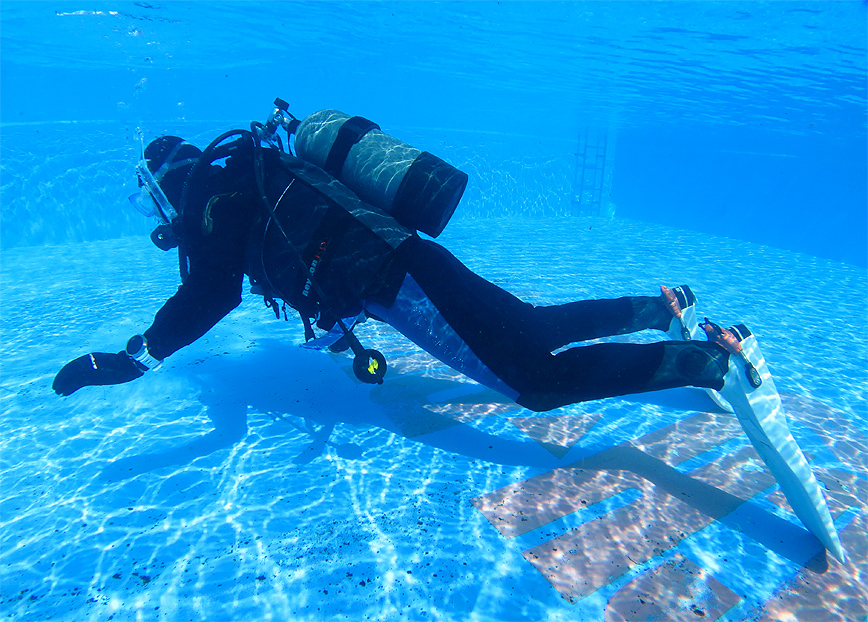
[51,100,845,562]
[51,103,737,411]
[50,101,748,411]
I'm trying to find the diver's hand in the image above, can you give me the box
[53,352,144,396]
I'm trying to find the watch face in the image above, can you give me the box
[126,335,145,357]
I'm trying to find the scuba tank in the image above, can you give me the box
[262,100,468,238]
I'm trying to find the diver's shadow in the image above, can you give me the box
[98,339,556,482]
[97,339,833,570]
[99,399,249,483]
[97,353,719,483]
[585,445,830,571]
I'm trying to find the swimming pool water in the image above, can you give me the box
[1,2,866,621]
[2,1,866,263]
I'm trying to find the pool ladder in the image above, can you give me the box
[571,130,614,217]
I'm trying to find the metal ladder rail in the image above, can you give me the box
[590,134,608,214]
[572,132,609,216]
[571,134,585,216]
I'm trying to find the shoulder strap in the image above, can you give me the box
[277,152,412,250]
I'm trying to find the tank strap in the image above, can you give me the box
[392,151,468,237]
[324,116,380,178]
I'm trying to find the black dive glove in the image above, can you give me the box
[53,352,144,396]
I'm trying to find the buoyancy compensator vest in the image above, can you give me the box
[260,99,468,238]
[252,148,412,331]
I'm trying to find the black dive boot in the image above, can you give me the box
[660,285,733,412]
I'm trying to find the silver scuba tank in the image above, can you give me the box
[293,109,467,238]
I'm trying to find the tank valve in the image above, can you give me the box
[262,98,299,147]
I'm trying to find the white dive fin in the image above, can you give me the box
[662,285,733,412]
[708,322,845,563]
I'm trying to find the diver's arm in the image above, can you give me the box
[53,193,251,396]
[143,264,244,360]
[51,268,243,396]
[53,167,258,397]
[142,189,251,361]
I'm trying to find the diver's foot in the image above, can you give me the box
[700,319,763,390]
[661,284,698,341]
[661,285,733,412]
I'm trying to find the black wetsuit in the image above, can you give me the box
[142,141,717,412]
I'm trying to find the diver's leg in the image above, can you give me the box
[364,274,521,400]
[523,284,707,350]
[527,295,671,351]
[365,237,567,399]
[399,238,680,351]
[513,340,729,412]
[368,279,730,413]
[370,239,726,409]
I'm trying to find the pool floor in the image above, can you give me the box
[1,217,866,621]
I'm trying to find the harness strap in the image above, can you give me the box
[178,241,190,283]
[300,312,316,342]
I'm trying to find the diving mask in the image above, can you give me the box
[128,136,199,225]
[129,162,178,225]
